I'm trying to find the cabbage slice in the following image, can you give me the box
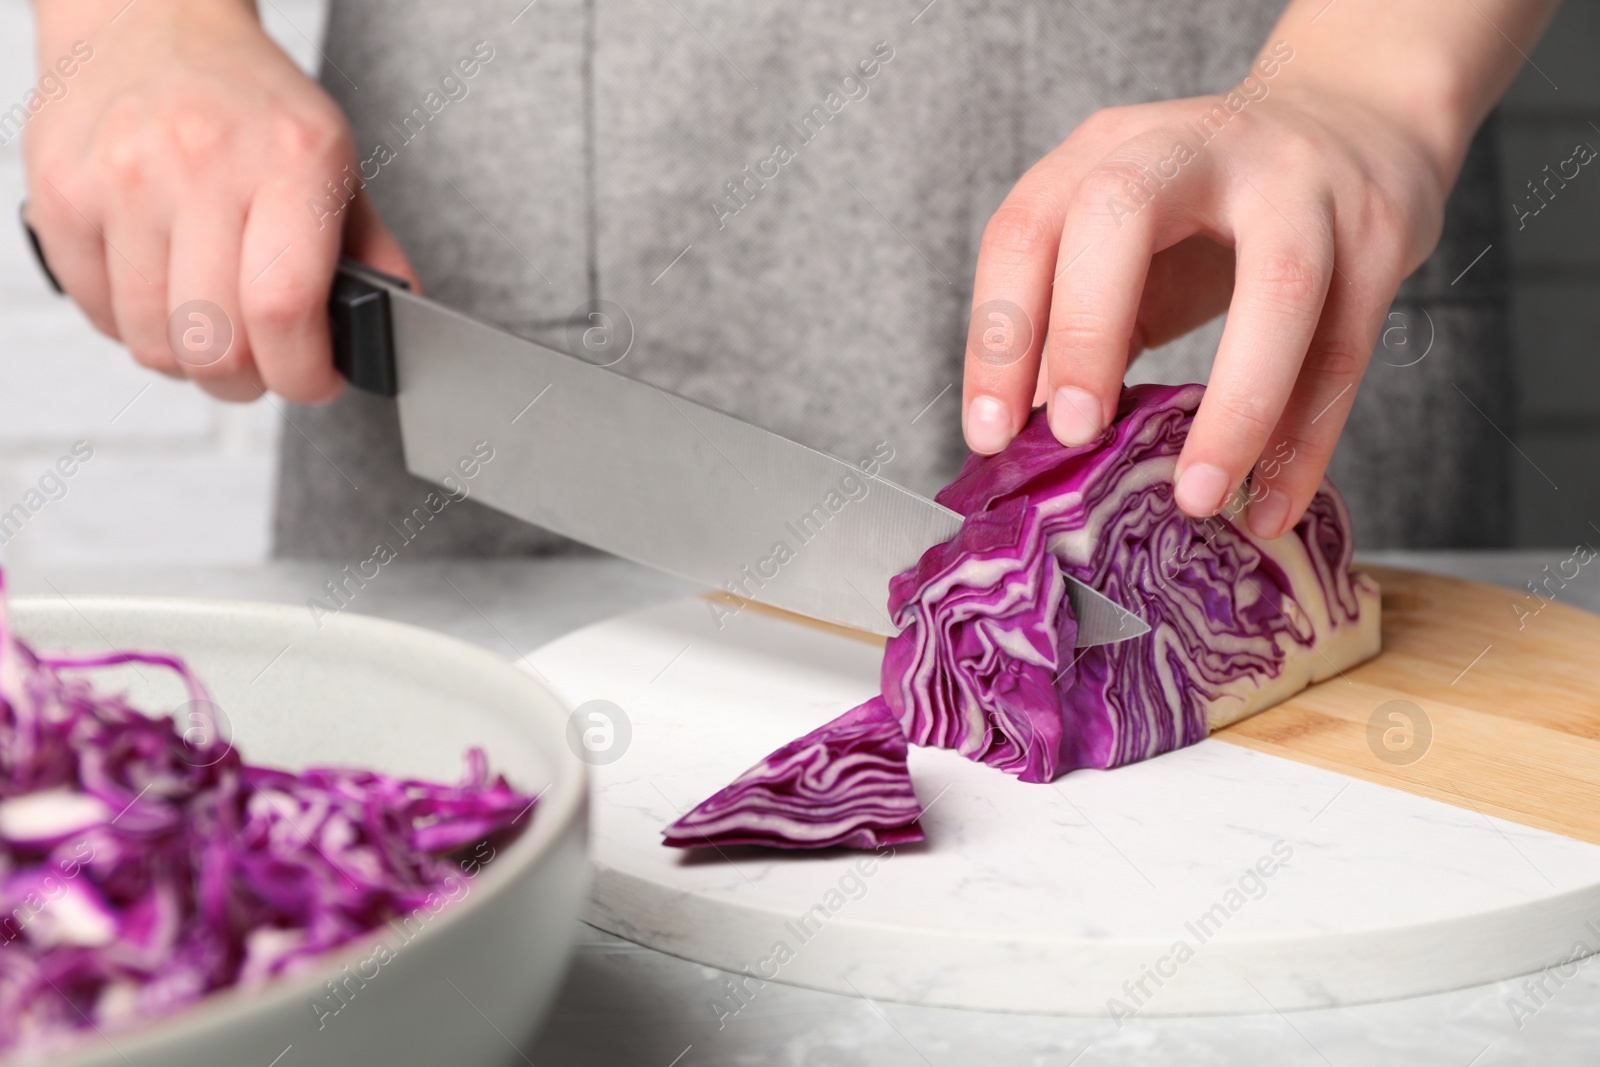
[663,697,924,850]
[883,496,1077,783]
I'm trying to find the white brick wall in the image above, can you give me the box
[0,0,329,567]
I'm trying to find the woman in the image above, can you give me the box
[23,0,1554,555]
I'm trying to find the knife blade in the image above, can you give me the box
[328,262,1148,644]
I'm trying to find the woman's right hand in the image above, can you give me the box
[24,0,417,403]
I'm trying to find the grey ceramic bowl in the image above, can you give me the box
[4,596,588,1067]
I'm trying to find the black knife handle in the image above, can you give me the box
[330,259,409,397]
[19,206,63,295]
[19,202,406,398]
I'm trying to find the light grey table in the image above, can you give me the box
[10,550,1600,1067]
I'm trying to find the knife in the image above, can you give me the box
[19,210,1148,644]
[329,261,1148,645]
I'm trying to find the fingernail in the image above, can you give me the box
[1048,387,1103,446]
[965,395,1013,454]
[1174,463,1233,517]
[1248,487,1290,540]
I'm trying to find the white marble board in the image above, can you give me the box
[524,596,1600,1015]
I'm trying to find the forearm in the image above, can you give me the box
[1264,0,1559,188]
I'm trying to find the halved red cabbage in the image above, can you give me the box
[668,383,1379,847]
[663,697,923,850]
[889,383,1379,780]
[0,571,535,1053]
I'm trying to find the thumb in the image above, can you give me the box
[343,190,422,294]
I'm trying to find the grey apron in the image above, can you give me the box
[274,0,1511,557]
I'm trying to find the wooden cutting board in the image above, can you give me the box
[1216,564,1600,844]
[526,565,1600,1015]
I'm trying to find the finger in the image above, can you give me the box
[101,193,178,378]
[964,108,1192,453]
[1174,203,1334,520]
[24,189,118,339]
[1045,137,1212,448]
[344,190,421,292]
[168,197,265,402]
[239,177,346,405]
[963,157,1073,454]
[1243,270,1387,539]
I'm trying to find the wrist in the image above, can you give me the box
[1254,42,1488,197]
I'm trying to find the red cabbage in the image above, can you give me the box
[893,383,1379,780]
[0,571,535,1053]
[883,497,1077,782]
[663,697,924,850]
[668,383,1379,846]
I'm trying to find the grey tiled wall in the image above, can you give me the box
[1500,2,1600,546]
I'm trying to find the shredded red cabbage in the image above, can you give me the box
[669,383,1379,847]
[0,572,535,1053]
[663,697,923,850]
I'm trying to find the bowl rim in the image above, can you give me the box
[2,594,587,1065]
